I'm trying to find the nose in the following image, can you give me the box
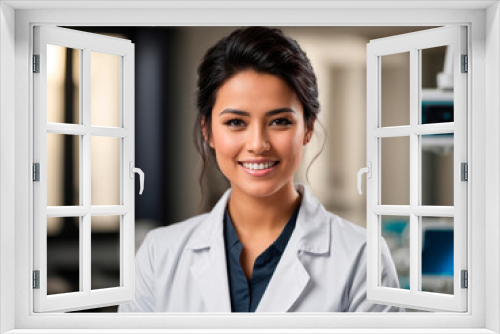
[246,125,270,154]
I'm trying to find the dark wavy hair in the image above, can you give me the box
[194,26,322,195]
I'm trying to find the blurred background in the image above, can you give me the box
[45,26,454,312]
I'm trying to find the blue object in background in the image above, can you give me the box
[382,220,408,235]
[382,219,410,290]
[422,229,454,276]
[421,101,454,124]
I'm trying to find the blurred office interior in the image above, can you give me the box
[45,26,454,312]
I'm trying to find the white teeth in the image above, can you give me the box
[242,162,276,170]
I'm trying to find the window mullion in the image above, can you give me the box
[413,123,454,135]
[90,127,129,138]
[45,206,128,217]
[82,47,92,294]
[373,205,411,215]
[90,206,129,216]
[78,48,84,292]
[409,47,420,295]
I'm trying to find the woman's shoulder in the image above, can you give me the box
[327,211,366,237]
[298,184,367,251]
[141,212,211,251]
[324,211,368,251]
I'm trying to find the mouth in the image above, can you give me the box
[238,161,280,170]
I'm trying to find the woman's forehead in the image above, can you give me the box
[213,70,302,114]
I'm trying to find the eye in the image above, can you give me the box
[224,119,246,127]
[270,118,293,126]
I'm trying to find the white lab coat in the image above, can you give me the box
[118,184,402,312]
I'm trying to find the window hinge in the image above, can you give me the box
[33,270,40,289]
[33,54,40,73]
[33,163,40,182]
[461,162,468,181]
[461,270,468,289]
[461,54,468,73]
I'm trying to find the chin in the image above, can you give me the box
[233,179,288,199]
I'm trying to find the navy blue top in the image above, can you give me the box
[223,205,299,312]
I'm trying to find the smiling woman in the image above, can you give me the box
[117,26,402,313]
[209,70,307,202]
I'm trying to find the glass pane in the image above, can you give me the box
[47,45,80,124]
[91,136,121,205]
[381,52,410,127]
[47,217,80,295]
[421,46,454,124]
[381,136,410,205]
[421,216,454,294]
[47,134,80,206]
[381,215,410,290]
[421,134,454,206]
[91,52,121,127]
[91,216,120,290]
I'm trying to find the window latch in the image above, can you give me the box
[129,162,145,195]
[357,162,372,195]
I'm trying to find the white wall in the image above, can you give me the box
[0,2,16,333]
[485,2,500,333]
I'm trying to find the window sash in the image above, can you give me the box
[32,25,136,313]
[366,26,468,312]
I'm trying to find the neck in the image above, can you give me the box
[227,183,301,235]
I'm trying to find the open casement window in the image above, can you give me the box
[365,26,467,312]
[33,26,138,312]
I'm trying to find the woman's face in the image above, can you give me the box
[206,70,313,199]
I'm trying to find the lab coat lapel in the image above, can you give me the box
[255,232,310,312]
[187,185,329,312]
[256,185,330,312]
[188,190,232,312]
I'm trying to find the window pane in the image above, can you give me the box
[46,45,80,124]
[381,136,410,205]
[91,216,120,290]
[421,134,454,206]
[381,215,409,290]
[421,46,454,125]
[381,52,410,127]
[47,133,80,206]
[421,216,454,294]
[91,136,121,205]
[47,217,80,295]
[91,52,121,127]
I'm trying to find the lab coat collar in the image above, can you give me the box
[256,184,331,312]
[294,184,331,255]
[187,189,232,312]
[186,184,330,253]
[185,188,230,250]
[187,184,331,312]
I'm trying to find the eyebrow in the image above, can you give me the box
[218,107,296,117]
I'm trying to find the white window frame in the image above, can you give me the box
[33,25,136,312]
[366,26,468,312]
[0,1,499,333]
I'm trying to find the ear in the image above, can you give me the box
[201,117,214,148]
[304,118,316,145]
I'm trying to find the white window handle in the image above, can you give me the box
[129,162,145,195]
[357,162,372,195]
